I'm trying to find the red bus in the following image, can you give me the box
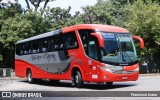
[15,24,144,88]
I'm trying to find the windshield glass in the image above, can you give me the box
[101,32,137,65]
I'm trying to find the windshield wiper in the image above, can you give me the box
[122,49,133,63]
[116,35,133,64]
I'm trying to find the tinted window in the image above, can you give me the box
[16,44,21,55]
[78,30,90,55]
[49,37,55,52]
[65,32,78,49]
[41,39,48,52]
[54,34,64,50]
[25,42,31,54]
[32,41,39,54]
[16,42,32,55]
[88,36,99,60]
[22,44,28,55]
[78,30,99,60]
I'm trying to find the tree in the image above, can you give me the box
[45,6,75,30]
[25,0,55,15]
[78,0,114,25]
[125,0,160,54]
[0,2,24,67]
[125,0,160,72]
[0,1,51,68]
[76,0,130,26]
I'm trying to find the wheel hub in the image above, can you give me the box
[76,75,78,83]
[28,73,31,82]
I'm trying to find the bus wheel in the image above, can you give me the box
[71,74,77,87]
[72,71,84,88]
[27,70,34,84]
[106,82,113,87]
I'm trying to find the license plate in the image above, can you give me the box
[122,76,128,80]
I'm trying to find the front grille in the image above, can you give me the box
[112,70,135,74]
[126,70,135,74]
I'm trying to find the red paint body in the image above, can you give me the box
[15,24,143,83]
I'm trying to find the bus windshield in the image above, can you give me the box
[101,32,137,65]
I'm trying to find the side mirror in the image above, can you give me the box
[132,35,144,49]
[91,33,104,47]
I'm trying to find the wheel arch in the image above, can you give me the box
[71,66,84,80]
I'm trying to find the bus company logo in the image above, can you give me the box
[123,71,127,74]
[2,92,11,97]
[30,53,56,62]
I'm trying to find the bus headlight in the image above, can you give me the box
[98,66,112,72]
[134,67,139,71]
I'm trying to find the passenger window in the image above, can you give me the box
[16,44,21,55]
[65,32,78,49]
[17,43,31,55]
[78,30,90,55]
[25,43,29,54]
[54,34,64,50]
[49,37,55,51]
[26,42,32,54]
[32,41,39,54]
[21,44,28,55]
[78,30,99,60]
[28,43,32,54]
[42,39,48,52]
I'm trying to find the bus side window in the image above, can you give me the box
[24,43,29,55]
[21,45,26,55]
[32,41,39,54]
[20,45,24,55]
[20,44,28,55]
[16,44,21,55]
[49,37,55,51]
[65,32,78,49]
[54,34,64,51]
[42,39,48,52]
[78,30,90,55]
[28,42,32,54]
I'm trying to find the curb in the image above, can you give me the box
[0,77,26,80]
[140,73,160,76]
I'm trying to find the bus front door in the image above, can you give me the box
[88,35,100,80]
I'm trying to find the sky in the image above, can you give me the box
[17,0,97,15]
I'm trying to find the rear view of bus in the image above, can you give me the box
[15,24,144,88]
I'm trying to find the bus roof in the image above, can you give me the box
[16,24,129,44]
[62,24,129,33]
[16,29,61,44]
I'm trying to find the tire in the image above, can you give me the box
[71,71,84,88]
[27,70,35,84]
[106,82,113,87]
[71,75,77,87]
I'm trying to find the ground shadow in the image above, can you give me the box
[21,79,137,90]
